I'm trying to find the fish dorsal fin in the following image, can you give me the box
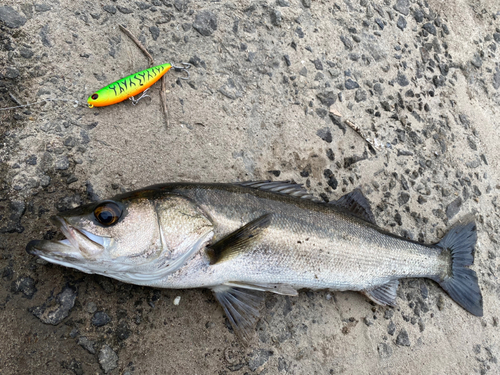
[235,181,320,201]
[363,280,399,306]
[206,214,272,265]
[330,189,376,224]
[212,285,264,343]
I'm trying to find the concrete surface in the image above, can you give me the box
[0,0,499,374]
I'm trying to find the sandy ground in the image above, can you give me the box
[0,0,499,374]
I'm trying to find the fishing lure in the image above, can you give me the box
[87,63,172,108]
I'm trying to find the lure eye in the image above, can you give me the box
[93,202,122,226]
[91,93,99,100]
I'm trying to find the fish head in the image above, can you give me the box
[27,193,214,284]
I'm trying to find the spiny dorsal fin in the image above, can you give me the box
[235,181,320,201]
[212,285,264,343]
[206,214,272,265]
[330,189,376,224]
[362,280,399,306]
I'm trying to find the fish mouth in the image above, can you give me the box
[26,216,109,260]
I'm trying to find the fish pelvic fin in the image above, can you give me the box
[206,214,272,265]
[363,279,399,306]
[212,285,264,344]
[434,220,483,317]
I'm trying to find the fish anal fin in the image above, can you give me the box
[331,189,376,224]
[206,214,271,265]
[363,280,399,306]
[212,285,264,343]
[224,281,298,296]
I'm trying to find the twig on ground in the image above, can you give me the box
[119,24,170,126]
[344,119,381,154]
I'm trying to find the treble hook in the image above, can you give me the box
[129,88,151,105]
[171,62,192,80]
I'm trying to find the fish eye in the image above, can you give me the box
[94,202,122,226]
[91,93,98,100]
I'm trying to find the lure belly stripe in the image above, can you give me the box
[87,63,172,108]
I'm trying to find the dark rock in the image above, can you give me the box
[61,359,83,375]
[355,89,367,102]
[11,276,37,299]
[396,72,409,86]
[384,310,394,319]
[317,127,332,143]
[136,2,151,10]
[311,59,323,70]
[78,336,96,354]
[149,26,160,41]
[398,192,410,206]
[340,35,353,50]
[30,286,77,325]
[115,321,131,341]
[326,148,335,161]
[316,108,328,118]
[39,25,51,47]
[433,75,445,87]
[373,82,383,95]
[345,78,359,89]
[283,55,291,66]
[270,10,282,26]
[0,6,27,28]
[393,0,409,16]
[0,201,26,234]
[35,4,52,12]
[446,197,462,219]
[117,6,133,14]
[295,27,304,38]
[396,329,410,346]
[182,23,191,31]
[55,156,69,170]
[471,54,482,68]
[268,170,281,177]
[375,18,384,30]
[26,155,37,165]
[299,67,307,77]
[103,5,117,14]
[493,67,500,90]
[5,67,19,79]
[330,114,345,133]
[19,47,34,59]
[326,176,338,190]
[378,342,393,358]
[387,321,396,335]
[66,175,78,184]
[302,0,311,7]
[413,9,424,23]
[99,345,118,374]
[193,11,217,36]
[316,91,336,106]
[397,16,407,31]
[92,311,111,327]
[56,195,83,212]
[423,23,437,36]
[248,349,273,372]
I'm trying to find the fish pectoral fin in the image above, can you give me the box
[206,214,272,265]
[331,189,376,225]
[212,285,265,343]
[362,280,399,306]
[223,281,298,296]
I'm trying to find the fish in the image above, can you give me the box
[87,63,172,108]
[26,181,483,341]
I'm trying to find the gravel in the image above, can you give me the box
[99,345,118,374]
[0,6,27,28]
[193,11,217,36]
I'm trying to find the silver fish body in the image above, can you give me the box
[27,181,482,340]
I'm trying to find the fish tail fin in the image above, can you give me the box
[434,221,483,316]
